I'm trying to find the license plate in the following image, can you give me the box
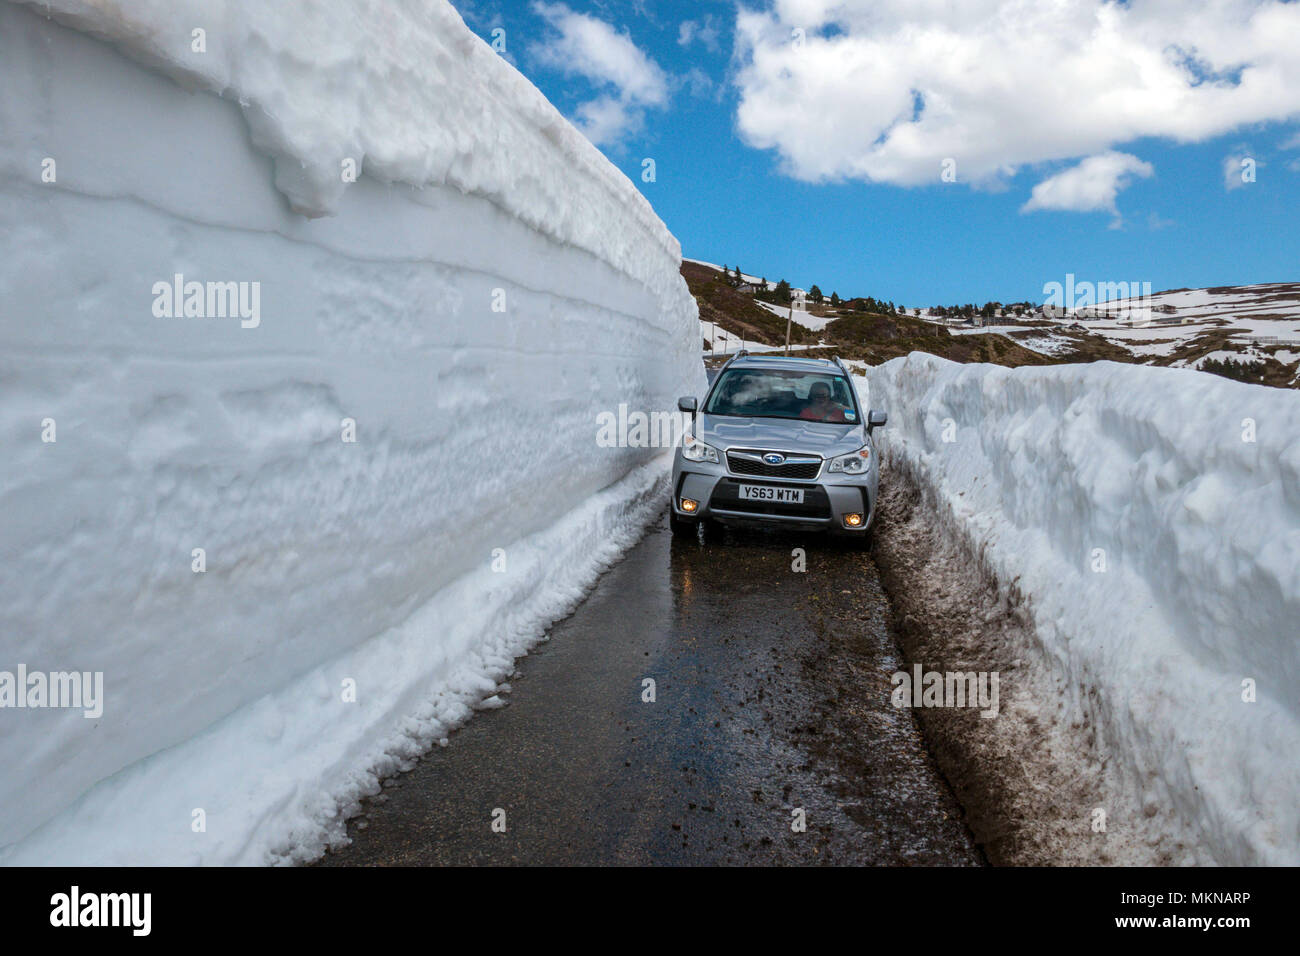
[738,484,804,503]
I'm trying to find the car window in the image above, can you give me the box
[705,368,859,423]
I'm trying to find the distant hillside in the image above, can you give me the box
[816,311,1056,368]
[685,261,1300,388]
[681,260,814,346]
[914,282,1300,389]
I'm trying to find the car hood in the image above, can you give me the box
[696,415,865,458]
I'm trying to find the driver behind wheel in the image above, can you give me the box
[799,381,847,422]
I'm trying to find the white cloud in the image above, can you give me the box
[532,2,669,145]
[1022,152,1154,218]
[572,95,639,145]
[733,0,1300,196]
[683,66,715,99]
[1280,131,1300,150]
[679,16,722,51]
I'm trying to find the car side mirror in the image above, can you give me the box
[867,409,887,432]
[678,396,698,413]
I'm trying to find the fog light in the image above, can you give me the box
[844,513,863,528]
[680,498,699,513]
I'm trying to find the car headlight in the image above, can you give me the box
[827,446,871,474]
[681,435,719,463]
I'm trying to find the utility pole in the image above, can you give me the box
[785,299,793,356]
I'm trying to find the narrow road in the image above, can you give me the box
[315,512,982,866]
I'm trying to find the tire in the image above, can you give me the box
[669,510,699,538]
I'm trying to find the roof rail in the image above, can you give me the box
[717,349,747,372]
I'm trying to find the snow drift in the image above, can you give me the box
[0,0,702,863]
[866,353,1300,864]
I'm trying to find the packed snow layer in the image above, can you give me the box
[9,0,685,314]
[0,2,702,862]
[866,353,1300,864]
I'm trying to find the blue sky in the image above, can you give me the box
[454,0,1300,308]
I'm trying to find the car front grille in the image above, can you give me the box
[726,449,822,480]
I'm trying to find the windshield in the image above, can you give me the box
[704,368,860,423]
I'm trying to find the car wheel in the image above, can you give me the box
[669,510,698,537]
[700,516,725,540]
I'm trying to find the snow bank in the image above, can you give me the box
[866,353,1300,864]
[0,0,702,863]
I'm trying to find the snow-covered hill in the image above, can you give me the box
[0,0,701,864]
[916,283,1300,382]
[1063,282,1300,359]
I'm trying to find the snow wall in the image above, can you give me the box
[0,0,703,863]
[867,353,1300,864]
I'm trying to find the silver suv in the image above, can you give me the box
[671,353,886,542]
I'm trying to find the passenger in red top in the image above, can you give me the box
[799,381,847,422]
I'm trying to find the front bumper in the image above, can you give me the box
[672,453,876,533]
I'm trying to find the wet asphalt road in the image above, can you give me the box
[315,512,982,866]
